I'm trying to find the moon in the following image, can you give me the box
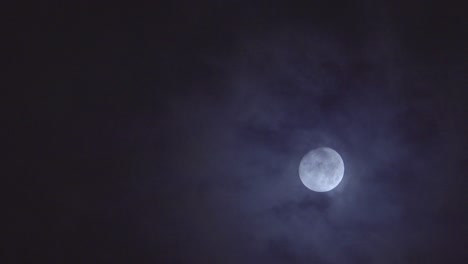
[299,147,344,192]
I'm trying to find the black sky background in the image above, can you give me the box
[6,0,468,263]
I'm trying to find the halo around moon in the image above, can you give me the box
[299,147,344,192]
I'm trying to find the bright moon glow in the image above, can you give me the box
[299,147,344,192]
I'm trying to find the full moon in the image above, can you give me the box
[299,147,344,192]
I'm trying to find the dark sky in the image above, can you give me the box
[7,0,467,263]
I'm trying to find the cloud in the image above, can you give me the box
[130,19,464,263]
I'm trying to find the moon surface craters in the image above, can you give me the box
[299,147,344,192]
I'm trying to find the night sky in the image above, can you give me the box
[7,1,468,263]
